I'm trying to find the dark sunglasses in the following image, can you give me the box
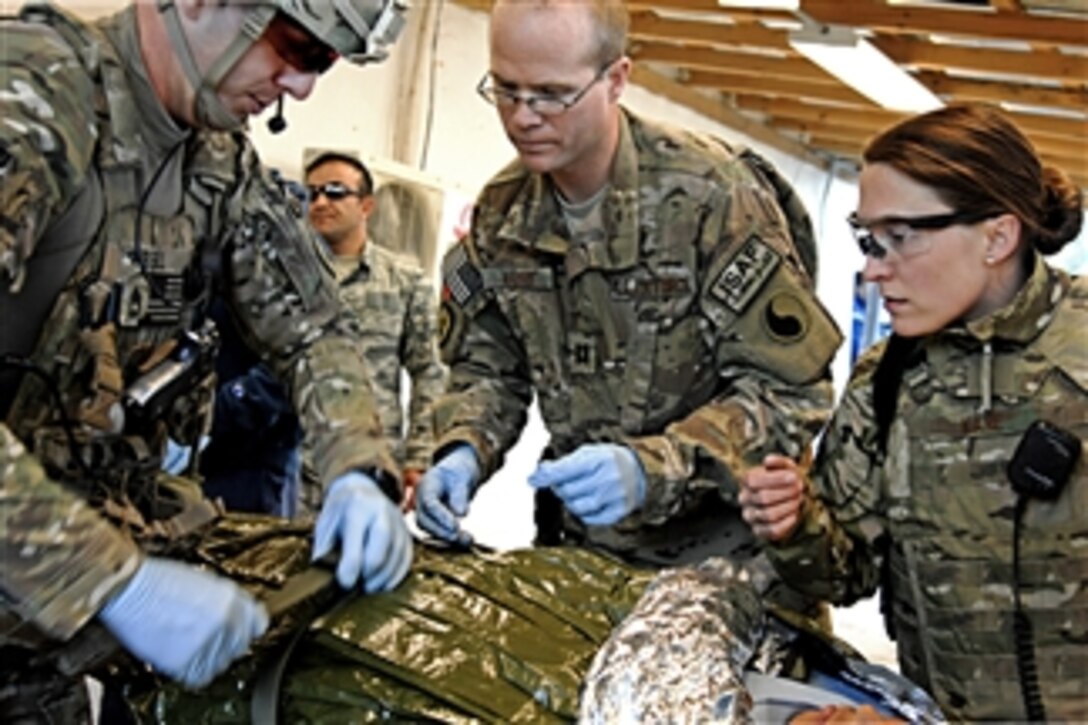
[263,14,339,75]
[307,182,364,202]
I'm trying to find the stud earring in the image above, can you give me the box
[985,256,995,265]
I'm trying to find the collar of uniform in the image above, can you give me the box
[951,254,1064,346]
[335,244,373,285]
[361,239,379,272]
[99,7,190,163]
[494,108,641,270]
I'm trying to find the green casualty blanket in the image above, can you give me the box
[126,542,655,723]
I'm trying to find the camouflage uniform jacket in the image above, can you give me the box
[0,6,394,645]
[331,241,445,470]
[435,109,841,573]
[769,257,1087,721]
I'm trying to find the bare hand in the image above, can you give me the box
[401,468,423,512]
[739,454,804,542]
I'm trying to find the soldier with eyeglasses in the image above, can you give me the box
[417,0,842,628]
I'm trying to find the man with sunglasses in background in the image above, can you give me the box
[418,0,842,627]
[302,151,446,513]
[0,0,412,717]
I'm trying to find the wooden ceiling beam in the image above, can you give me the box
[1004,112,1088,143]
[631,41,835,82]
[734,96,903,128]
[917,71,1088,113]
[871,36,1087,84]
[629,66,829,169]
[629,0,791,19]
[630,11,791,50]
[732,95,1088,144]
[800,0,1087,47]
[737,100,1085,179]
[685,69,873,106]
[768,116,1085,168]
[630,0,726,11]
[1021,0,1088,12]
[807,135,864,159]
[1026,136,1088,165]
[451,0,491,11]
[772,118,881,145]
[807,139,1085,191]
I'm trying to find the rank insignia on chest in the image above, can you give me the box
[568,331,598,375]
[710,236,780,313]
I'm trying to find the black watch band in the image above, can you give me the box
[359,466,400,504]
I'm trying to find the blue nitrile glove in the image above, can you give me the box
[528,443,647,526]
[415,444,481,545]
[312,471,413,593]
[162,436,210,475]
[98,557,268,689]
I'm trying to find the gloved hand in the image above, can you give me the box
[528,443,646,526]
[98,557,268,689]
[415,445,480,545]
[313,471,413,592]
[162,436,210,476]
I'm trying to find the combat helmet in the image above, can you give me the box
[276,0,408,65]
[157,0,409,130]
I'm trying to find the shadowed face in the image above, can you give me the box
[176,6,337,126]
[217,14,336,119]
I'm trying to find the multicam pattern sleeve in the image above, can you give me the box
[432,233,534,478]
[765,346,889,605]
[220,147,398,497]
[0,18,143,640]
[434,115,841,519]
[400,269,445,470]
[0,16,97,294]
[0,427,142,639]
[619,154,840,526]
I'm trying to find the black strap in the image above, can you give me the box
[250,564,345,725]
[249,612,310,725]
[872,334,922,457]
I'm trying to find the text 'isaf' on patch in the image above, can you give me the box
[710,237,780,314]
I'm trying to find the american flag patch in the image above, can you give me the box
[442,244,484,305]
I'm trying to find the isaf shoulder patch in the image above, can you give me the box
[710,236,780,314]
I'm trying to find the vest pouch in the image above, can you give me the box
[889,532,1088,720]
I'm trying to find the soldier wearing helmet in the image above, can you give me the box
[156,0,407,130]
[0,0,408,718]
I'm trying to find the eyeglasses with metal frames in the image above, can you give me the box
[847,209,1000,260]
[307,182,364,202]
[476,60,618,116]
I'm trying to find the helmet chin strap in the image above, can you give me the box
[157,1,277,131]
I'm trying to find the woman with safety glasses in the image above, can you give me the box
[739,103,1085,722]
